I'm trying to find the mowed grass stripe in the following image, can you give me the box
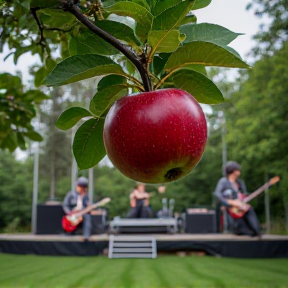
[0,254,40,273]
[46,257,108,288]
[0,256,88,287]
[134,259,163,288]
[182,257,226,288]
[119,259,140,288]
[191,258,284,287]
[227,258,288,275]
[150,259,174,288]
[0,254,288,288]
[87,258,135,288]
[35,259,93,288]
[65,259,113,288]
[156,257,208,288]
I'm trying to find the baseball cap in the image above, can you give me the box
[224,161,241,175]
[77,177,89,187]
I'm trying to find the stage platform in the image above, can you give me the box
[109,218,178,234]
[1,233,288,258]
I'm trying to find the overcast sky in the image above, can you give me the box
[0,0,267,83]
[196,0,266,61]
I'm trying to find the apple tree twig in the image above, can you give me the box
[62,2,152,92]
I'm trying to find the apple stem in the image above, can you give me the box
[64,3,152,92]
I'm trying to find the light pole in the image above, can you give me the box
[219,110,227,173]
[220,110,228,233]
[265,172,271,234]
[71,125,78,192]
[31,113,40,234]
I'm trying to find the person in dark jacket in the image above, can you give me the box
[213,161,261,237]
[62,177,91,240]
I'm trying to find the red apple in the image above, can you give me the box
[103,88,207,184]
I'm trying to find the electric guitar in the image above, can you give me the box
[228,176,280,219]
[62,197,111,232]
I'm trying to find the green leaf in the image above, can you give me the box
[16,132,26,150]
[225,46,242,59]
[153,53,171,76]
[30,0,60,8]
[180,14,197,26]
[180,23,243,46]
[73,118,106,170]
[34,67,46,87]
[0,114,10,139]
[23,131,43,142]
[36,8,75,30]
[152,0,195,30]
[90,85,128,117]
[24,90,50,103]
[1,132,18,152]
[148,1,194,58]
[179,64,207,75]
[34,57,57,87]
[43,54,124,86]
[192,0,212,10]
[147,30,183,53]
[152,0,182,16]
[124,59,136,75]
[45,57,57,72]
[111,0,151,10]
[104,2,153,43]
[55,107,92,130]
[172,69,225,104]
[14,45,33,65]
[130,0,151,10]
[98,75,127,91]
[164,41,250,72]
[69,28,119,56]
[0,73,21,90]
[96,20,142,52]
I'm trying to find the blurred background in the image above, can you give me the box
[0,0,287,235]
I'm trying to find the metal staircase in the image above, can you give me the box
[108,235,157,259]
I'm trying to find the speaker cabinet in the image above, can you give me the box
[91,210,108,234]
[36,204,65,235]
[185,209,216,234]
[36,205,108,235]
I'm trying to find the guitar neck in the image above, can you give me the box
[77,202,102,217]
[243,182,270,203]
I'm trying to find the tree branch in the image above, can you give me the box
[30,7,45,45]
[64,3,152,92]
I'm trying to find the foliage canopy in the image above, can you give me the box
[0,0,248,170]
[0,73,47,151]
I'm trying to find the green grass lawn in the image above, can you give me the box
[0,254,287,288]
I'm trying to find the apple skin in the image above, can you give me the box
[103,88,207,184]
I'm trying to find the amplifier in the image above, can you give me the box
[91,210,108,234]
[36,204,64,235]
[36,205,108,235]
[185,209,216,234]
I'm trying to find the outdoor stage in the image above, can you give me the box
[1,233,288,258]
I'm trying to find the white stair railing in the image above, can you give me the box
[108,235,157,259]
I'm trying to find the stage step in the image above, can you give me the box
[108,235,157,259]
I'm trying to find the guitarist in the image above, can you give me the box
[62,177,91,241]
[213,161,261,237]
